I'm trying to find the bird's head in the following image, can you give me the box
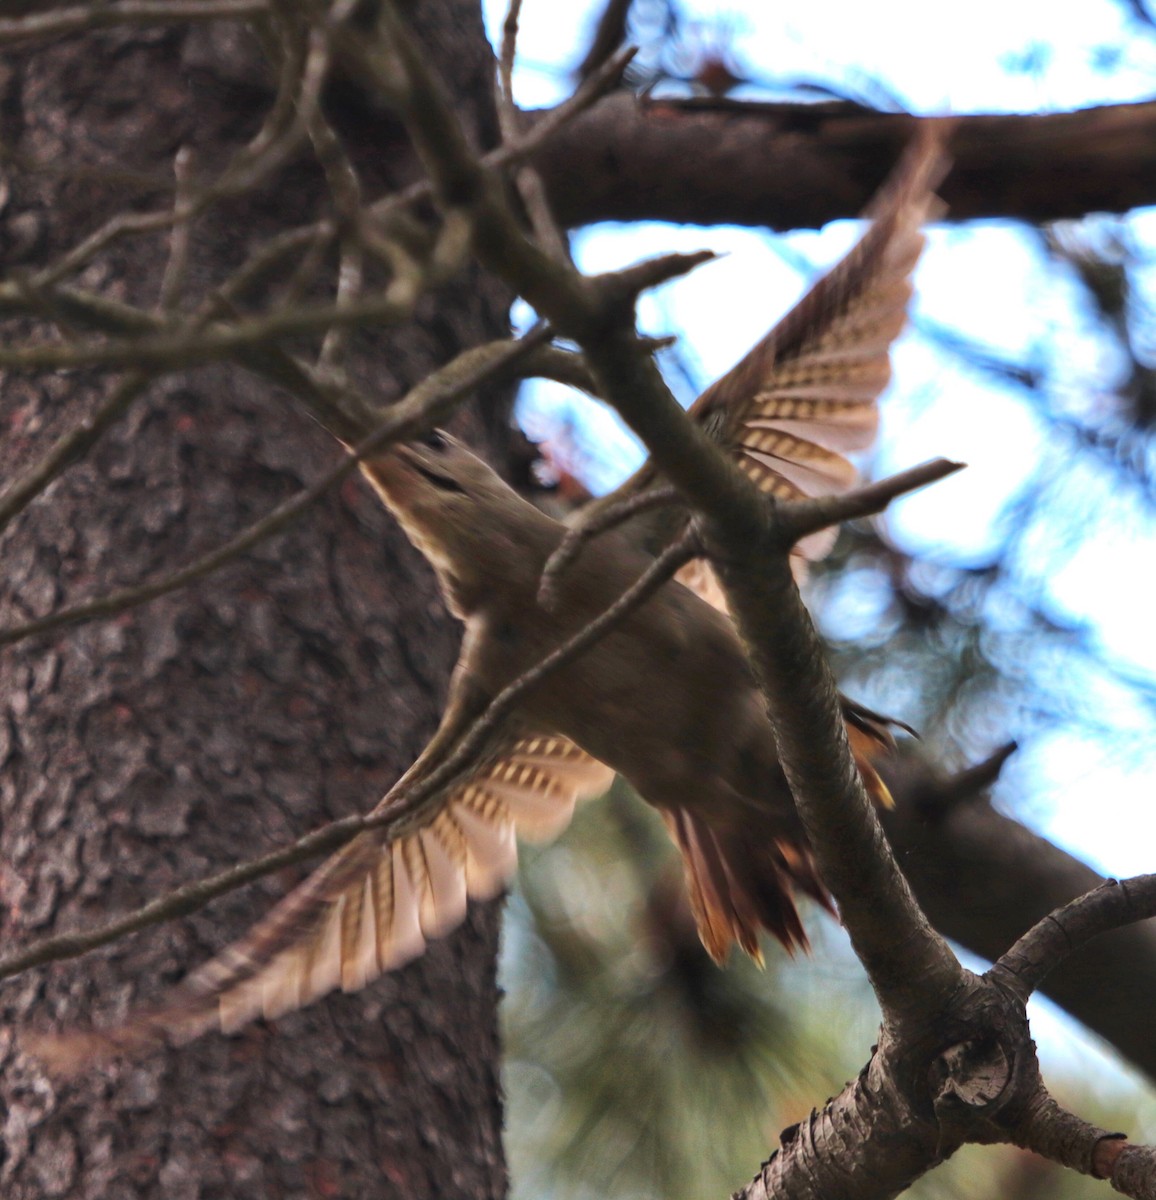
[360,429,551,614]
[363,429,516,520]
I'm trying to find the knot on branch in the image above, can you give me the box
[925,988,1038,1146]
[930,1037,1012,1115]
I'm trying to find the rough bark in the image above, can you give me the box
[528,94,1156,230]
[0,9,513,1199]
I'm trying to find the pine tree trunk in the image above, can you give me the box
[0,6,513,1196]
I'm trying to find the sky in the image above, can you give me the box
[480,0,1156,1118]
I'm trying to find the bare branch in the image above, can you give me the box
[295,19,366,367]
[539,485,680,608]
[33,17,315,293]
[0,332,545,649]
[0,373,150,536]
[0,1,267,47]
[360,43,637,232]
[528,94,1156,229]
[1010,1092,1156,1200]
[988,874,1156,1006]
[0,291,425,372]
[576,0,633,81]
[882,750,1156,1081]
[922,741,1018,812]
[0,526,697,982]
[776,459,967,546]
[158,147,197,311]
[598,249,719,305]
[497,0,571,263]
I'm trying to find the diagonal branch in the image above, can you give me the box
[0,332,548,649]
[0,373,151,536]
[497,0,571,263]
[776,458,966,545]
[539,484,680,608]
[0,1,268,47]
[371,0,962,1031]
[1,529,697,984]
[988,873,1156,1006]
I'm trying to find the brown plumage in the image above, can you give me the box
[28,128,948,1068]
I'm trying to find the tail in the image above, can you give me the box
[663,807,832,962]
[664,703,901,963]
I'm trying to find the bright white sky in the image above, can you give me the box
[482,0,1156,1103]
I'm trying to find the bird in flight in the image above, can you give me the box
[32,127,947,1064]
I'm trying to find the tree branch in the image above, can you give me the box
[988,874,1156,1006]
[528,94,1156,229]
[881,751,1156,1081]
[0,331,548,649]
[0,1,267,46]
[1,528,697,983]
[0,373,151,536]
[1010,1092,1156,1200]
[539,484,681,608]
[777,458,966,544]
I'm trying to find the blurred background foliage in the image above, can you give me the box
[485,0,1156,1196]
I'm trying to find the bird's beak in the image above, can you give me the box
[360,445,422,509]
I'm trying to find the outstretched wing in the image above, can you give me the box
[686,122,948,563]
[192,730,611,1035]
[31,731,612,1066]
[595,123,948,598]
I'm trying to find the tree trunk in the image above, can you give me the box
[0,7,513,1198]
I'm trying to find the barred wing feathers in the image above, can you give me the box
[194,732,612,1035]
[32,734,612,1064]
[687,124,948,565]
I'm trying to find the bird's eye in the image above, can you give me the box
[420,430,448,452]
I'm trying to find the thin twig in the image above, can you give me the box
[988,873,1156,1005]
[361,43,637,231]
[294,20,365,368]
[34,15,312,293]
[0,527,697,982]
[776,458,967,546]
[920,741,1017,813]
[576,0,633,80]
[158,147,197,312]
[0,1,268,47]
[539,484,680,608]
[0,291,424,372]
[0,42,631,372]
[0,331,551,649]
[497,0,571,263]
[0,373,151,536]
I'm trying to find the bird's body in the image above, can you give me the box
[365,442,790,830]
[353,436,862,965]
